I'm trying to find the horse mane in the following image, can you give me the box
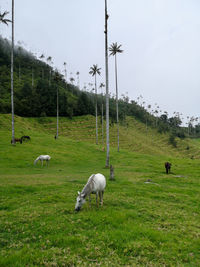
[81,174,95,197]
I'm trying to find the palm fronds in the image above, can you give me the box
[109,42,123,56]
[0,11,11,25]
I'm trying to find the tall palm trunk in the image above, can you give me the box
[11,0,15,144]
[32,67,34,87]
[105,0,109,167]
[114,54,119,152]
[95,74,98,144]
[56,86,59,139]
[18,62,21,81]
[101,92,104,145]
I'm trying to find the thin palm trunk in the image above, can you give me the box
[114,54,119,152]
[18,62,21,81]
[32,67,34,87]
[95,74,98,144]
[11,0,15,144]
[102,92,104,145]
[105,0,109,167]
[56,86,59,139]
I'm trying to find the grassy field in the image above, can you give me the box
[0,114,200,266]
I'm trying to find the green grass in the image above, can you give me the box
[0,114,200,266]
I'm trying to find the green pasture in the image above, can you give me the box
[0,115,200,266]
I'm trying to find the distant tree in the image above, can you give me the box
[54,71,61,139]
[0,11,11,25]
[39,54,45,79]
[70,77,75,85]
[17,46,22,81]
[47,56,52,86]
[76,71,80,88]
[89,64,101,145]
[99,82,105,145]
[109,42,123,152]
[63,62,67,81]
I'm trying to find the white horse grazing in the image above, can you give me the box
[75,173,106,212]
[34,155,51,166]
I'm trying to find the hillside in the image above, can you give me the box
[1,114,200,266]
[1,114,200,159]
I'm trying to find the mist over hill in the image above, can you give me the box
[1,35,200,141]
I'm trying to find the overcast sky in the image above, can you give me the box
[1,0,200,124]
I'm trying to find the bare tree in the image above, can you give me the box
[109,42,123,152]
[89,64,101,145]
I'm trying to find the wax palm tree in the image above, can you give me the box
[40,54,45,79]
[76,71,80,88]
[47,56,52,86]
[89,64,101,145]
[109,42,123,152]
[10,2,15,144]
[70,77,75,84]
[99,83,105,145]
[63,62,67,81]
[54,71,60,139]
[0,11,11,25]
[104,0,110,167]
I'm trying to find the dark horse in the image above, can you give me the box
[11,138,22,144]
[165,162,171,174]
[21,135,31,141]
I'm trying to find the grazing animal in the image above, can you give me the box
[11,138,22,144]
[165,162,171,174]
[75,173,106,212]
[21,135,31,141]
[34,155,51,166]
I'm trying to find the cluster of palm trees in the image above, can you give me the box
[0,1,124,167]
[89,42,123,153]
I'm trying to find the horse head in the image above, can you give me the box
[75,191,86,212]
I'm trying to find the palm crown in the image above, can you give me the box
[0,11,11,25]
[109,42,123,56]
[89,64,101,76]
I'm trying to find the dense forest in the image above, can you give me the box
[0,35,199,141]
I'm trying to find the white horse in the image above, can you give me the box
[75,173,106,212]
[34,155,51,166]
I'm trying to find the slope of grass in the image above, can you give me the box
[1,114,199,158]
[0,114,200,266]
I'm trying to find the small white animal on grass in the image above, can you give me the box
[75,173,106,212]
[34,155,51,166]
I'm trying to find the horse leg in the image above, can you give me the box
[88,194,91,207]
[100,191,104,206]
[41,160,43,167]
[96,192,99,207]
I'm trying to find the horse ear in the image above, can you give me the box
[77,191,80,195]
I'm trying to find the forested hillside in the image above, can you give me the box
[1,35,199,141]
[0,36,160,123]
